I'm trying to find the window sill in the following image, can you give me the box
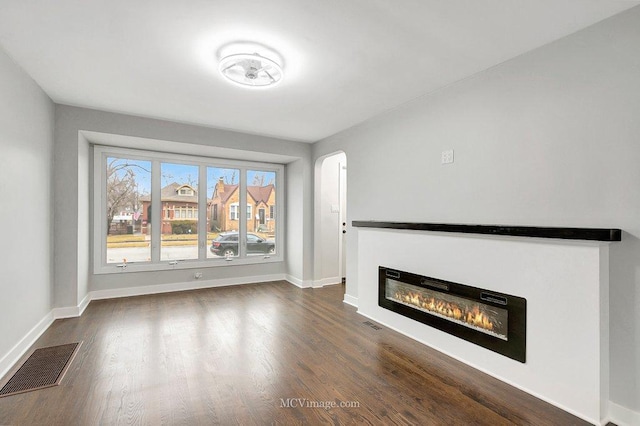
[93,254,283,275]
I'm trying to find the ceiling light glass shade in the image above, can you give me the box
[218,53,283,88]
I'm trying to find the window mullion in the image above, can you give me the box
[198,165,207,260]
[239,167,247,258]
[151,160,161,263]
[97,152,108,268]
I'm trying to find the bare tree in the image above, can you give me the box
[106,159,149,234]
[251,172,274,186]
[186,173,197,187]
[161,172,174,186]
[225,170,238,185]
[252,172,265,186]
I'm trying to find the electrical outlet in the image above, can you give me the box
[194,272,203,279]
[441,149,454,164]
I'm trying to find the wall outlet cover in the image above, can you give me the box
[441,149,454,164]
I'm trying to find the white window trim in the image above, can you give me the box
[93,145,284,274]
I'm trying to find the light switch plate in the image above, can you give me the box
[441,149,454,164]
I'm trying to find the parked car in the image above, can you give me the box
[210,232,275,257]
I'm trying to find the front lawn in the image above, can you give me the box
[107,232,219,248]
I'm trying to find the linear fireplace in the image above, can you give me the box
[379,266,527,362]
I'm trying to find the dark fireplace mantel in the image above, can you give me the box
[352,221,621,242]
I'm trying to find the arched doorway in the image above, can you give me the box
[314,152,347,288]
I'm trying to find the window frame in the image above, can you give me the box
[229,203,238,221]
[93,145,284,274]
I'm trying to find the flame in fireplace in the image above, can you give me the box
[395,291,497,333]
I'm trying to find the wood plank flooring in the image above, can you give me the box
[0,281,588,425]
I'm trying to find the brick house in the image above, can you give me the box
[209,177,275,234]
[140,182,208,234]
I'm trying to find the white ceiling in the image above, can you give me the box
[0,1,637,143]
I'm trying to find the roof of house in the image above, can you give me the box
[248,184,274,205]
[215,183,239,204]
[140,182,198,203]
[213,183,274,205]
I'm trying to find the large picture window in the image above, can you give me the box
[94,146,283,273]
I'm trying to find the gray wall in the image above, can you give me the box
[0,48,55,358]
[313,7,640,414]
[54,105,313,306]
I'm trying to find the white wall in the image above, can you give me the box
[358,229,609,424]
[54,105,313,306]
[0,47,54,366]
[313,7,640,418]
[285,159,305,285]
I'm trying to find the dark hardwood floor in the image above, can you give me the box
[0,281,588,425]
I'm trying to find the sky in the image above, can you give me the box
[108,157,275,198]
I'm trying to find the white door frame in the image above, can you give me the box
[313,151,347,288]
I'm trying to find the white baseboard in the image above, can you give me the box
[312,277,342,288]
[0,311,54,380]
[52,306,81,319]
[343,294,358,307]
[355,309,600,425]
[285,275,312,288]
[90,273,287,300]
[609,401,640,426]
[78,293,91,316]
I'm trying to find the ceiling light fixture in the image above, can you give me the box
[218,53,283,88]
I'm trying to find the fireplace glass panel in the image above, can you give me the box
[385,278,508,341]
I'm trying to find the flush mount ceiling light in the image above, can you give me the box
[218,53,283,88]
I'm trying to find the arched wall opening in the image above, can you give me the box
[313,151,347,288]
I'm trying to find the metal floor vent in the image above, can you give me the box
[0,342,80,398]
[363,321,382,330]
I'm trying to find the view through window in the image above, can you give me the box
[160,163,199,261]
[96,147,282,272]
[106,157,151,264]
[247,170,277,257]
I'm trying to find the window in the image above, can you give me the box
[247,170,277,256]
[229,203,251,221]
[104,157,151,264]
[160,163,198,261]
[94,146,283,273]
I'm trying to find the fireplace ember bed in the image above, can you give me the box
[379,266,527,362]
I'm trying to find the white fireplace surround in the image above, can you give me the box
[356,228,610,425]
